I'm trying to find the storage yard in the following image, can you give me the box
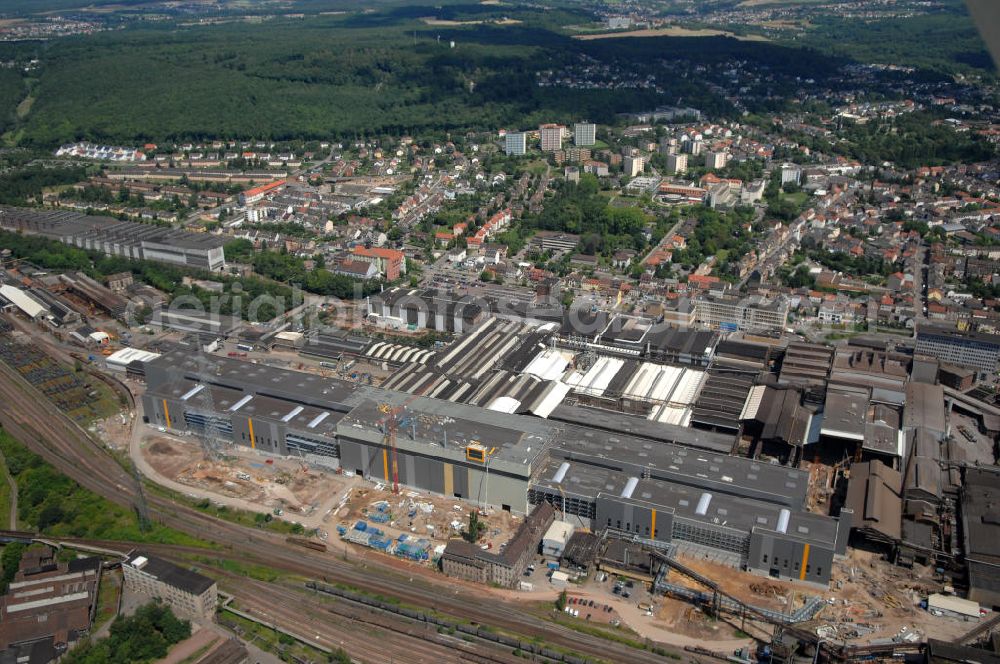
[0,321,120,423]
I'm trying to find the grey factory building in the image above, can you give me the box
[140,350,848,586]
[529,427,849,587]
[915,324,1000,377]
[142,350,548,512]
[366,287,487,334]
[961,469,1000,608]
[0,206,227,271]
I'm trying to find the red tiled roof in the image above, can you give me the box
[353,246,404,261]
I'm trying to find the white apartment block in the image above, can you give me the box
[574,123,596,147]
[666,153,688,175]
[123,554,217,622]
[504,132,527,156]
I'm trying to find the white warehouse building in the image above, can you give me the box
[542,520,575,557]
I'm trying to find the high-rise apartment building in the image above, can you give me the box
[504,132,527,156]
[574,122,596,147]
[666,153,688,175]
[705,151,729,170]
[539,124,563,152]
[623,155,645,177]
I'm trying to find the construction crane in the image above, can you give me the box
[192,353,223,460]
[163,355,222,461]
[377,390,426,494]
[379,402,402,494]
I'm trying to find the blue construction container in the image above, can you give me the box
[354,520,368,532]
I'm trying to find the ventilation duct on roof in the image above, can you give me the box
[552,462,570,484]
[621,477,639,499]
[281,406,304,423]
[228,395,253,412]
[180,384,205,401]
[776,509,791,534]
[695,492,712,516]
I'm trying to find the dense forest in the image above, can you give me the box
[0,68,24,134]
[1,0,989,147]
[0,164,91,206]
[17,18,572,145]
[7,4,858,146]
[803,8,995,75]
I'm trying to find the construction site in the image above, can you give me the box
[130,394,984,653]
[137,426,525,561]
[645,548,975,646]
[142,434,342,519]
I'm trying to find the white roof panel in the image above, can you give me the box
[228,394,253,412]
[0,285,46,319]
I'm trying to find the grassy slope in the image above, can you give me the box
[0,427,205,545]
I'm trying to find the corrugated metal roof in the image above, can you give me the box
[739,385,767,421]
[0,284,46,319]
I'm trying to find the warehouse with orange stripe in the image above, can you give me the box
[140,350,847,587]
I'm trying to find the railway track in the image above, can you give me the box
[0,357,701,664]
[954,611,1000,645]
[60,537,570,664]
[217,571,531,664]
